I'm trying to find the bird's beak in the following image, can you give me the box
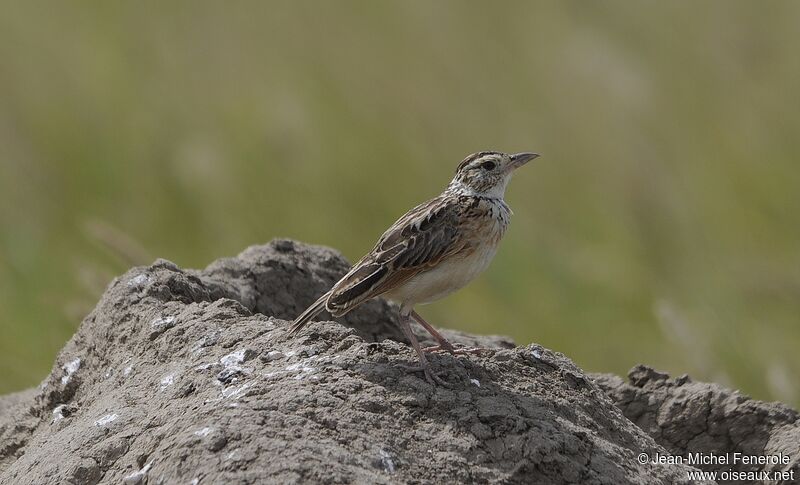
[509,152,539,169]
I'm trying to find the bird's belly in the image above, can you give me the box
[385,244,498,306]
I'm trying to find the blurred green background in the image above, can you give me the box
[1,1,798,405]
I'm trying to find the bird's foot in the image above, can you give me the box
[397,362,451,387]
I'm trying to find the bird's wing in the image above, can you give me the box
[326,195,470,315]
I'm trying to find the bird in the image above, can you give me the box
[289,150,538,384]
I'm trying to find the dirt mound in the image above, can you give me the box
[594,366,799,481]
[0,240,729,484]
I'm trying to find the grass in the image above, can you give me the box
[1,1,798,406]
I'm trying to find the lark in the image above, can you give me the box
[290,151,538,384]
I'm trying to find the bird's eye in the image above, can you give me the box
[480,161,496,171]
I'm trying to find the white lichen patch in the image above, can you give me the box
[127,274,150,288]
[61,358,81,385]
[52,404,67,423]
[94,413,119,426]
[379,449,396,474]
[221,349,247,366]
[221,382,250,399]
[218,348,253,378]
[262,355,328,381]
[151,316,175,328]
[123,459,153,485]
[263,350,285,361]
[285,359,317,380]
[160,373,175,390]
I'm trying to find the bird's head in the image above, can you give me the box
[448,151,539,198]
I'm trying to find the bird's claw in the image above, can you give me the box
[397,363,451,387]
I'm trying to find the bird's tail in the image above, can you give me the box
[289,291,332,334]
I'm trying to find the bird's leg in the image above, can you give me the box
[396,311,449,386]
[410,310,457,352]
[411,310,493,356]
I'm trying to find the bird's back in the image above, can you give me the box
[326,193,510,314]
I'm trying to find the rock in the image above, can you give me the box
[0,240,724,483]
[593,365,800,481]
